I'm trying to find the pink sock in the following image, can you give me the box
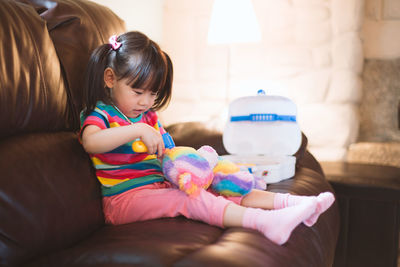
[304,192,335,226]
[242,199,317,245]
[273,192,335,226]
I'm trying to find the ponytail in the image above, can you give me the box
[83,44,112,116]
[152,51,173,111]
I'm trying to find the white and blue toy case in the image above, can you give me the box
[222,90,302,184]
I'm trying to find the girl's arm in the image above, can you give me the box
[81,123,164,156]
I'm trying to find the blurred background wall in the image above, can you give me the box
[91,0,400,165]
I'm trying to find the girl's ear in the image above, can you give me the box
[104,67,116,88]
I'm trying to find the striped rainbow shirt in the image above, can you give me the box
[80,101,166,196]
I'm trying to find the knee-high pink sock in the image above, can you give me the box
[242,199,317,245]
[273,192,335,226]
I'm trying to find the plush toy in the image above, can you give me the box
[162,145,266,197]
[162,146,215,196]
[211,158,266,196]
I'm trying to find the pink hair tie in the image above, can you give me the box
[109,35,122,50]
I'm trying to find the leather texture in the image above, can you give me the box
[0,0,69,139]
[0,132,104,265]
[29,0,126,128]
[0,0,340,266]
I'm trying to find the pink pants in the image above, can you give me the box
[103,181,242,227]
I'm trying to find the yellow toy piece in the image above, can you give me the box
[132,140,148,153]
[131,133,175,153]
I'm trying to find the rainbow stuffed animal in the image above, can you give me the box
[162,146,215,197]
[162,145,266,197]
[197,146,266,196]
[212,158,266,196]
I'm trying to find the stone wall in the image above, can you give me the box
[347,0,400,167]
[362,0,400,59]
[359,58,400,142]
[359,0,400,142]
[161,0,364,161]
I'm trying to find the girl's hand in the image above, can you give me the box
[136,123,164,157]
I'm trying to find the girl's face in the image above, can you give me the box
[104,67,157,118]
[111,77,157,118]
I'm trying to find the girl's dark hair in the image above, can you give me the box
[83,31,173,115]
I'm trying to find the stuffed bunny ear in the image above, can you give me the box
[197,145,219,169]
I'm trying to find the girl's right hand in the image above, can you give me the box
[135,123,164,157]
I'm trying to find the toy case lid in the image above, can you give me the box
[223,90,302,156]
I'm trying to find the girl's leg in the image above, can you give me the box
[241,189,335,226]
[224,199,317,245]
[103,183,317,245]
[122,186,318,245]
[103,183,232,227]
[240,189,275,209]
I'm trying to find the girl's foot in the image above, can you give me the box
[304,192,335,226]
[242,199,317,245]
[273,192,335,226]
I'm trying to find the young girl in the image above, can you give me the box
[80,31,334,245]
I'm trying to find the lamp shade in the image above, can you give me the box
[207,0,261,44]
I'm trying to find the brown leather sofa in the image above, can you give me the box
[0,0,339,266]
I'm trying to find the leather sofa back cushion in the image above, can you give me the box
[0,0,69,139]
[28,0,126,129]
[0,132,104,266]
[0,0,126,139]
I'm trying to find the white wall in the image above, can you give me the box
[161,0,364,162]
[90,0,164,42]
[90,0,395,163]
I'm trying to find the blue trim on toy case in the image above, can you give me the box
[230,113,296,122]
